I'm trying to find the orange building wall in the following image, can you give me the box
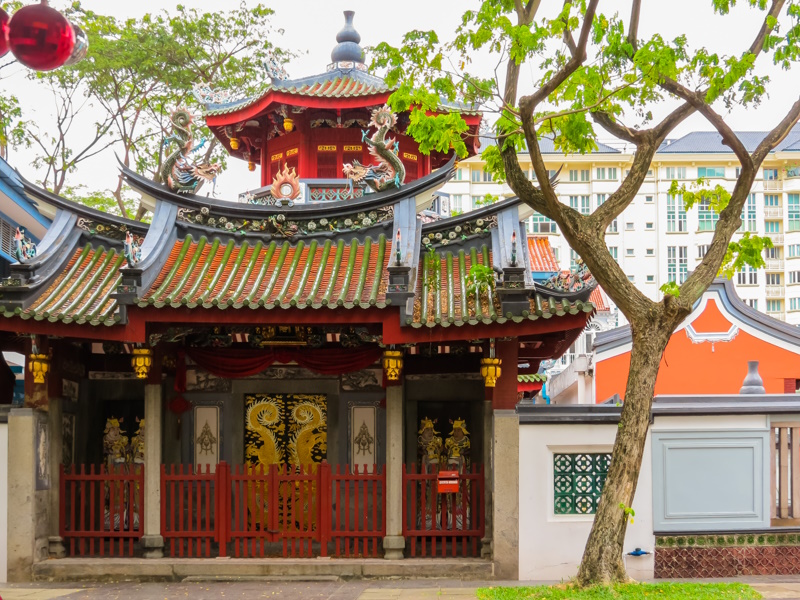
[595,299,800,401]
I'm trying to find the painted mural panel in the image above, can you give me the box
[244,394,327,469]
[351,405,376,472]
[194,405,220,472]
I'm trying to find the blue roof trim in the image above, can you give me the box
[0,158,50,232]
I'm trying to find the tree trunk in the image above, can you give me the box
[575,316,672,585]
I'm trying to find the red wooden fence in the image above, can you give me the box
[159,461,385,558]
[59,464,144,557]
[161,463,218,557]
[401,463,485,557]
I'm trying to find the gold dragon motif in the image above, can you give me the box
[287,400,327,467]
[245,397,284,468]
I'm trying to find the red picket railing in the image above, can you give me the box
[159,461,385,558]
[401,463,484,558]
[161,463,218,557]
[330,464,386,557]
[59,464,144,557]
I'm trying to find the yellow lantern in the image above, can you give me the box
[283,117,294,133]
[480,357,502,388]
[28,353,50,384]
[382,350,404,382]
[248,161,256,172]
[230,137,240,150]
[131,348,153,379]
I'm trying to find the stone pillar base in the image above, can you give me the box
[141,534,164,559]
[383,535,405,560]
[48,536,66,559]
[480,536,492,559]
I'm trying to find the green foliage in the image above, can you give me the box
[476,582,762,600]
[720,232,773,278]
[618,502,635,524]
[660,281,681,298]
[474,193,499,208]
[669,179,731,214]
[466,263,495,300]
[423,246,440,293]
[19,1,291,214]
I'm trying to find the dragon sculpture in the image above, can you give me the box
[160,109,221,194]
[542,259,594,293]
[342,105,406,192]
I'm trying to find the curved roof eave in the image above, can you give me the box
[122,154,457,220]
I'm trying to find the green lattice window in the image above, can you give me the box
[553,453,611,515]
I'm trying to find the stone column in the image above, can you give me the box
[383,383,405,559]
[7,409,38,581]
[47,397,65,558]
[141,384,164,558]
[480,397,493,558]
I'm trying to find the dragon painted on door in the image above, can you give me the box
[244,394,327,529]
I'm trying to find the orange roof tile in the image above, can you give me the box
[590,288,609,312]
[527,236,560,272]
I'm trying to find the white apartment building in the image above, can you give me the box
[441,131,800,326]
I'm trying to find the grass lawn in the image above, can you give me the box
[476,582,762,599]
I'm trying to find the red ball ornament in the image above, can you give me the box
[0,9,10,58]
[8,3,75,71]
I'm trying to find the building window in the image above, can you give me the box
[645,195,653,203]
[791,298,800,311]
[747,299,758,310]
[789,194,800,231]
[697,244,710,258]
[625,222,634,231]
[765,194,781,207]
[740,193,757,231]
[646,222,654,230]
[765,246,782,259]
[581,169,590,182]
[608,246,618,263]
[529,212,558,234]
[698,198,719,231]
[767,273,782,286]
[451,194,464,214]
[628,275,635,282]
[570,195,590,215]
[569,169,579,182]
[764,168,779,180]
[607,219,618,234]
[454,168,466,181]
[646,248,655,256]
[665,167,687,180]
[626,248,635,257]
[789,271,800,285]
[646,275,655,283]
[596,167,617,180]
[667,194,687,232]
[789,244,800,258]
[737,266,758,285]
[668,246,688,284]
[596,194,606,205]
[570,249,579,269]
[698,166,725,179]
[767,299,783,313]
[552,247,560,262]
[547,169,560,181]
[471,169,481,183]
[736,167,742,178]
[766,220,782,234]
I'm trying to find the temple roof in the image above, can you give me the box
[0,159,597,345]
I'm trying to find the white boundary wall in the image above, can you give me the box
[518,422,654,581]
[0,420,8,582]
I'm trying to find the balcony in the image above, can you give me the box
[769,233,785,245]
[764,179,783,191]
[765,259,785,271]
[767,311,786,321]
[764,206,784,219]
[766,285,785,298]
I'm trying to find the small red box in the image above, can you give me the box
[437,470,460,494]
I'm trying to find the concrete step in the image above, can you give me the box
[32,558,495,583]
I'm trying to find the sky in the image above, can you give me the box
[1,0,797,203]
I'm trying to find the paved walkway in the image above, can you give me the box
[1,578,800,600]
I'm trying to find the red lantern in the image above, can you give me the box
[8,2,75,71]
[0,9,10,58]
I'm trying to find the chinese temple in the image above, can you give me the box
[0,12,596,580]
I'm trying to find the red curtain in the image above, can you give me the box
[185,346,382,379]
